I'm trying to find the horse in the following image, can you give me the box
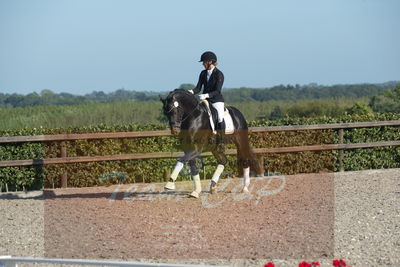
[160,89,262,198]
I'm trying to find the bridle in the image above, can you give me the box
[166,100,200,129]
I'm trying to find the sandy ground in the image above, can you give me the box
[0,168,399,267]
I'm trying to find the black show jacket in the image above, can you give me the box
[192,67,224,103]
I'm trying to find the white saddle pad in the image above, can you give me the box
[223,109,234,135]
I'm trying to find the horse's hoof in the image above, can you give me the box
[209,180,217,194]
[164,181,175,190]
[210,186,217,194]
[242,187,249,193]
[189,191,200,198]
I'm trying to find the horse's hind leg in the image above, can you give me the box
[209,150,228,193]
[233,131,251,193]
[188,157,202,198]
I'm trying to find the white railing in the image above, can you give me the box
[0,256,229,267]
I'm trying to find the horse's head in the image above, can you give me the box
[160,89,198,136]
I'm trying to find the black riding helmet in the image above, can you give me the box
[199,51,217,62]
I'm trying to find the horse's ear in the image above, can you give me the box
[159,95,165,103]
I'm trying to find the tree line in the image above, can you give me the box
[0,82,398,130]
[1,81,398,108]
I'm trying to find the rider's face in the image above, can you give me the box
[202,60,213,70]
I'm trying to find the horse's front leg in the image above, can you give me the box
[188,157,202,198]
[210,150,228,194]
[164,150,200,191]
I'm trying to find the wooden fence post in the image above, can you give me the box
[339,128,344,172]
[60,141,68,188]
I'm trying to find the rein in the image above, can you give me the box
[169,102,200,126]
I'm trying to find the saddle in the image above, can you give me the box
[200,100,234,135]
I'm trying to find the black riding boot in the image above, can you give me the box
[216,120,226,153]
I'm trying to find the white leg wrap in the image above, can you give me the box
[211,164,225,184]
[189,174,202,198]
[170,161,184,181]
[192,174,201,193]
[243,167,250,187]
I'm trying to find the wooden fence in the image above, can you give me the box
[0,120,399,187]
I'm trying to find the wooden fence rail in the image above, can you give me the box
[1,120,399,187]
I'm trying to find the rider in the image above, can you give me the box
[189,51,226,153]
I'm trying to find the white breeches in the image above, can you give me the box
[211,102,225,123]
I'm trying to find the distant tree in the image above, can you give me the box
[22,92,42,106]
[59,92,81,105]
[5,93,25,107]
[111,89,135,100]
[40,89,57,105]
[369,83,400,113]
[40,89,55,96]
[134,92,148,101]
[93,91,107,98]
[0,93,6,107]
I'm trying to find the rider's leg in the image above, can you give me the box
[211,102,225,153]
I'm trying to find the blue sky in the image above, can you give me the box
[0,0,399,95]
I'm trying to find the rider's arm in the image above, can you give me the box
[192,71,205,95]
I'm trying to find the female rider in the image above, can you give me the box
[189,51,225,153]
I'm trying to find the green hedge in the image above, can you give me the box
[0,114,399,191]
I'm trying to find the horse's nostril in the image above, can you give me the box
[171,127,180,135]
[170,127,178,134]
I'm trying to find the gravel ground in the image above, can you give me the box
[0,191,44,266]
[0,168,399,267]
[334,168,400,267]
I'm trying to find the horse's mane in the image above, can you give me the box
[167,89,197,103]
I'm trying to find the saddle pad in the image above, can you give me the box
[224,109,234,135]
[208,108,234,135]
[201,100,234,135]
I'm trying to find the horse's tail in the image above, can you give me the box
[249,147,265,176]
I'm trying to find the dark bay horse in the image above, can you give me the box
[160,89,262,198]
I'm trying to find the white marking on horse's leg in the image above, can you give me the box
[170,161,184,181]
[165,161,184,190]
[243,167,250,188]
[193,174,201,193]
[211,164,224,184]
[189,174,201,198]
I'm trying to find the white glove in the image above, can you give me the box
[198,93,209,100]
[188,90,194,94]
